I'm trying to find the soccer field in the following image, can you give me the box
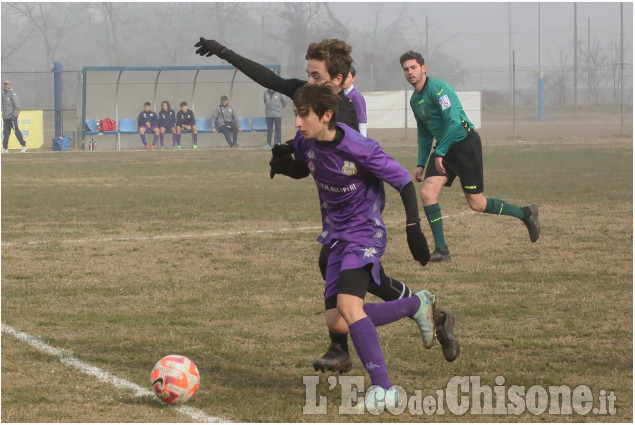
[1,136,632,422]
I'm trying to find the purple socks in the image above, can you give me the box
[349,317,391,389]
[363,295,421,327]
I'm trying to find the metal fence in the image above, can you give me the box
[1,64,632,149]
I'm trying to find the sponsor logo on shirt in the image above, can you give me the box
[315,180,357,193]
[342,161,357,176]
[439,94,451,110]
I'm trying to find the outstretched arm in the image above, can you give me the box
[195,38,304,99]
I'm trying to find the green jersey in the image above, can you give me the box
[410,76,473,167]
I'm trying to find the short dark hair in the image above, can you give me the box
[399,50,425,67]
[350,66,356,78]
[180,101,187,107]
[293,84,339,130]
[305,39,353,86]
[144,101,151,107]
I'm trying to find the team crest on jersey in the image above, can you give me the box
[308,162,315,174]
[342,161,357,176]
[307,150,316,160]
[439,94,451,110]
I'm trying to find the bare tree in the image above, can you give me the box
[5,2,74,68]
[86,3,124,66]
[580,37,609,105]
[546,44,571,107]
[276,3,323,76]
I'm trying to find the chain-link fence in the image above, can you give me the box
[1,70,81,146]
[1,63,632,150]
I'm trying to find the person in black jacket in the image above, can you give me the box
[195,38,359,132]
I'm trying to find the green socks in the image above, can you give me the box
[424,203,447,249]
[484,198,524,219]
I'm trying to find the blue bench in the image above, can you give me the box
[251,116,268,132]
[196,117,212,133]
[84,119,99,136]
[119,119,137,134]
[238,116,251,132]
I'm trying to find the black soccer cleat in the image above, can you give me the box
[429,247,451,263]
[521,205,540,243]
[313,344,353,374]
[434,309,460,362]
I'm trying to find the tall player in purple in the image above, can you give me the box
[271,84,459,410]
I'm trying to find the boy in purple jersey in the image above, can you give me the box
[343,66,368,137]
[158,101,177,149]
[176,101,198,149]
[137,101,160,150]
[271,84,459,410]
[195,37,453,375]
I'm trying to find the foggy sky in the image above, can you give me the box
[329,1,633,70]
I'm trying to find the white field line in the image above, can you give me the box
[1,323,231,423]
[1,211,476,248]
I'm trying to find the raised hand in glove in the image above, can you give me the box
[269,143,295,179]
[269,142,310,180]
[406,221,430,266]
[194,38,228,58]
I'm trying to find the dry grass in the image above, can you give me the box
[1,137,632,422]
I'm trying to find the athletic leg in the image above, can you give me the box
[274,117,282,145]
[12,120,26,146]
[421,176,451,261]
[266,117,274,146]
[3,119,11,149]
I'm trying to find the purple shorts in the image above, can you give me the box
[141,125,158,132]
[323,240,384,300]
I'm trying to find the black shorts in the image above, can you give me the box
[424,130,484,194]
[324,266,371,310]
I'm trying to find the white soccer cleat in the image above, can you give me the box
[355,385,399,414]
[20,146,27,153]
[1,148,8,153]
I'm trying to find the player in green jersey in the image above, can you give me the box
[400,50,539,262]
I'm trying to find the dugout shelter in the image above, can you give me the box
[81,65,281,150]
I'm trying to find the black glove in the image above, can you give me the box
[269,142,310,180]
[194,38,228,58]
[406,221,430,266]
[271,143,294,156]
[269,142,295,179]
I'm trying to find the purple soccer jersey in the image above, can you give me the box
[291,124,410,248]
[345,87,367,124]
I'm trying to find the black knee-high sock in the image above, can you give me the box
[329,331,349,353]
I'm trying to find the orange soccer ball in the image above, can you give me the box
[151,355,200,404]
